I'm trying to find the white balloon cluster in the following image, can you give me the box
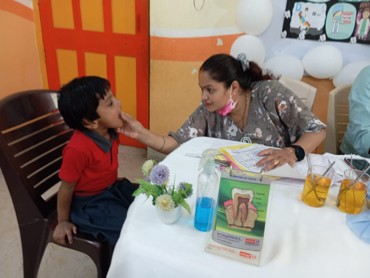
[333,61,370,87]
[236,0,273,35]
[264,55,304,80]
[230,0,272,67]
[302,45,343,79]
[230,35,265,67]
[230,0,365,86]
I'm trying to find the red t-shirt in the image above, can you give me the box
[59,130,119,196]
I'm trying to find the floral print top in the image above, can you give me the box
[169,80,326,148]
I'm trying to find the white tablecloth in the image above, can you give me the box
[108,137,370,278]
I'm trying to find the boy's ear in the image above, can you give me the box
[82,118,99,130]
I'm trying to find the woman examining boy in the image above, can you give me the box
[120,53,326,171]
[54,53,326,245]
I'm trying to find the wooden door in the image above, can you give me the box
[36,0,148,147]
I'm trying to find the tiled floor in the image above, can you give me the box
[0,146,147,278]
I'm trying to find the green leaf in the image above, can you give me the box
[134,179,163,199]
[132,187,147,197]
[178,199,191,214]
[172,191,181,203]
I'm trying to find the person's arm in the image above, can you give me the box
[119,112,179,154]
[351,126,370,158]
[256,129,326,171]
[256,81,326,170]
[348,68,370,157]
[53,181,77,245]
[292,129,326,154]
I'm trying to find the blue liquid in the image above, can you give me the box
[194,197,216,232]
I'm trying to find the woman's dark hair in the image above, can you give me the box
[199,53,275,90]
[58,76,111,130]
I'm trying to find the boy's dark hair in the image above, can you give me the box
[58,76,111,131]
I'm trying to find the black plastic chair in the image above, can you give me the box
[0,90,112,278]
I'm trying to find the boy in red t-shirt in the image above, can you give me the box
[53,76,137,246]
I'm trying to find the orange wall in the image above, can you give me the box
[150,35,241,135]
[0,1,43,99]
[149,1,241,135]
[0,0,337,153]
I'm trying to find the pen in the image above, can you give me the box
[185,153,201,158]
[185,153,230,167]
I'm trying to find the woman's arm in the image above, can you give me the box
[256,81,326,170]
[119,112,179,154]
[256,130,326,171]
[292,129,326,154]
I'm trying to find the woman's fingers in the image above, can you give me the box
[256,148,296,171]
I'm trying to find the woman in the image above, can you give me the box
[120,53,326,171]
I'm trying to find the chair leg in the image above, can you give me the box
[97,243,113,278]
[62,239,113,278]
[19,221,50,278]
[81,242,113,278]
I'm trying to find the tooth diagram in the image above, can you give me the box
[223,188,258,231]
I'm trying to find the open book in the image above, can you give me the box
[205,172,271,266]
[219,144,268,173]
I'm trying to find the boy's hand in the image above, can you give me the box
[53,221,77,245]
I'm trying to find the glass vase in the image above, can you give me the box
[156,206,181,224]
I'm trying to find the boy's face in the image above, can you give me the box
[94,90,123,131]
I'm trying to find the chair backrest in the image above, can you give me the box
[0,90,112,278]
[279,76,317,111]
[324,84,351,154]
[0,90,73,226]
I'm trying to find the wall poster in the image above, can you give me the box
[282,1,370,44]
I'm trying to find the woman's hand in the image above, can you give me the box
[117,112,144,139]
[255,148,297,171]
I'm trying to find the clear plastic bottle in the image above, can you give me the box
[194,149,220,232]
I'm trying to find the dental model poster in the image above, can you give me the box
[282,1,370,44]
[205,175,271,266]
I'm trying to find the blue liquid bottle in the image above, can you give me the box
[194,149,220,232]
[194,196,216,231]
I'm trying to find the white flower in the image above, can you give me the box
[155,194,175,211]
[227,125,238,136]
[188,127,198,138]
[254,128,262,138]
[142,159,156,177]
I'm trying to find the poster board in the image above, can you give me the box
[205,173,271,266]
[282,0,370,44]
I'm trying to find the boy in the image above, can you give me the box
[53,76,137,246]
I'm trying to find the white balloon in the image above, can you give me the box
[303,45,343,79]
[230,35,265,67]
[333,61,370,87]
[264,55,304,80]
[236,0,273,35]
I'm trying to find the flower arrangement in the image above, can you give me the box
[133,160,193,213]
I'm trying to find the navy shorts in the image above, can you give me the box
[70,178,138,245]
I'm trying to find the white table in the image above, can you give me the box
[108,137,370,278]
